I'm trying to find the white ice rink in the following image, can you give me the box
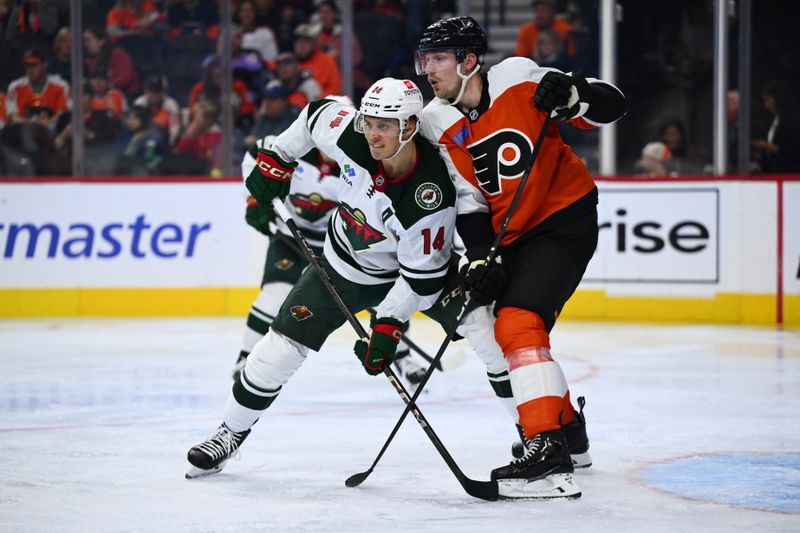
[1,317,798,532]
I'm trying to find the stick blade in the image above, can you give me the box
[345,470,371,488]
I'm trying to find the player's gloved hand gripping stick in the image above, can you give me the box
[271,197,500,501]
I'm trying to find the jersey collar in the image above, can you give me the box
[463,73,490,123]
[374,144,420,192]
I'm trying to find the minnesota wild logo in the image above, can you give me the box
[338,202,386,251]
[289,193,338,222]
[289,305,313,321]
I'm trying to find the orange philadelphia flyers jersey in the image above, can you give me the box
[421,57,618,246]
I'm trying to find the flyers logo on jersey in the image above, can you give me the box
[289,193,338,222]
[466,129,533,196]
[338,201,386,251]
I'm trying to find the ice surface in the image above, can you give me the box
[1,318,798,532]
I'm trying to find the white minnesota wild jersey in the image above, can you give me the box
[242,138,343,249]
[269,98,457,322]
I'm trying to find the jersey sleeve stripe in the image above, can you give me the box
[402,273,447,296]
[399,261,450,276]
[307,100,336,133]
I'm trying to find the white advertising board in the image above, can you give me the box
[0,182,267,288]
[585,185,720,283]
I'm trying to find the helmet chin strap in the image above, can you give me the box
[384,121,419,161]
[448,62,481,106]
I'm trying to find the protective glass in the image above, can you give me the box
[414,48,458,75]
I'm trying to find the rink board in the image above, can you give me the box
[0,176,797,325]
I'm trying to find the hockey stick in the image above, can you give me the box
[345,115,553,489]
[270,229,452,372]
[271,197,499,502]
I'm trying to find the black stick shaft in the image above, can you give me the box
[271,199,498,501]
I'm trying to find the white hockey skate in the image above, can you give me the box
[186,423,251,479]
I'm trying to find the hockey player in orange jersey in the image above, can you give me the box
[416,16,626,499]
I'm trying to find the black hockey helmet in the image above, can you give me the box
[416,16,487,67]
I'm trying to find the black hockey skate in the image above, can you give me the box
[186,423,251,479]
[493,427,581,499]
[392,349,426,385]
[511,396,592,468]
[231,350,248,381]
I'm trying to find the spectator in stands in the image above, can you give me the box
[83,26,141,97]
[533,28,572,72]
[275,51,321,110]
[116,104,166,174]
[515,0,573,61]
[0,101,58,174]
[752,79,800,174]
[272,1,306,52]
[293,22,341,97]
[133,75,181,144]
[245,80,299,146]
[106,0,163,40]
[0,91,6,128]
[635,141,674,177]
[229,25,268,103]
[4,0,59,51]
[5,48,69,127]
[236,0,278,64]
[190,55,255,131]
[53,80,119,165]
[167,0,218,39]
[561,2,597,75]
[48,26,71,83]
[658,119,706,174]
[89,68,128,118]
[175,99,222,172]
[252,0,279,30]
[312,0,361,67]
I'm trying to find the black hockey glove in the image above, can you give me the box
[534,71,589,121]
[459,252,506,306]
[244,195,275,236]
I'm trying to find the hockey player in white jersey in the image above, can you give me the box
[234,138,427,385]
[186,78,515,479]
[233,138,343,380]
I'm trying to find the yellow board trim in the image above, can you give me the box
[0,288,797,327]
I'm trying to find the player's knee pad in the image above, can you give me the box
[456,305,506,373]
[494,306,550,354]
[252,281,294,319]
[244,330,309,390]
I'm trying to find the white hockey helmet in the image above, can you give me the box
[355,78,423,158]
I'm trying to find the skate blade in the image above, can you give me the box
[185,460,227,479]
[497,473,581,500]
[572,451,592,469]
